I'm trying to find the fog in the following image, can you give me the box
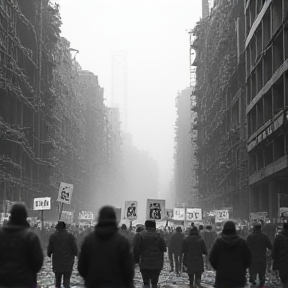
[58,0,202,221]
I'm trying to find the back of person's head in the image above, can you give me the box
[189,226,198,235]
[283,223,288,230]
[121,224,127,230]
[136,225,144,232]
[9,203,29,226]
[199,224,204,230]
[191,222,195,227]
[55,221,66,230]
[176,226,182,233]
[98,206,117,225]
[145,220,156,230]
[206,225,212,230]
[222,221,237,235]
[253,223,262,231]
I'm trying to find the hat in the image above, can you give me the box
[176,226,182,232]
[98,206,117,224]
[10,203,28,220]
[253,223,262,230]
[121,224,127,230]
[222,221,236,235]
[56,221,66,229]
[145,220,156,228]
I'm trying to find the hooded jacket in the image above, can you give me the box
[47,227,78,272]
[133,227,167,270]
[181,229,207,273]
[246,229,272,262]
[209,234,251,288]
[272,228,288,272]
[0,220,44,288]
[78,221,134,288]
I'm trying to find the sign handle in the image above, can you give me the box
[41,210,44,231]
[58,203,64,221]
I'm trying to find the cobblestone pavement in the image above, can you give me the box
[37,254,280,288]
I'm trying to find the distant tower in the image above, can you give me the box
[111,51,127,132]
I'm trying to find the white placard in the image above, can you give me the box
[186,208,202,221]
[78,211,94,220]
[57,182,73,204]
[33,197,51,210]
[60,211,74,224]
[175,202,185,208]
[215,210,229,222]
[173,208,185,221]
[124,201,137,220]
[165,209,174,220]
[146,199,165,220]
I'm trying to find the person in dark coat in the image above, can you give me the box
[201,225,217,270]
[48,221,78,288]
[169,226,185,276]
[209,221,252,288]
[78,206,134,288]
[246,223,272,287]
[133,220,167,288]
[181,226,207,288]
[272,222,288,287]
[0,203,44,288]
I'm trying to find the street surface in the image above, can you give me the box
[37,254,279,288]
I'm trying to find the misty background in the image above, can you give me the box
[58,0,202,223]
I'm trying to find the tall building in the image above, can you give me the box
[111,51,128,132]
[245,0,288,219]
[174,87,197,205]
[193,0,248,218]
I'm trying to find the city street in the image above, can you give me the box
[37,254,280,288]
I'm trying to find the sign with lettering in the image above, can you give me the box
[173,208,185,221]
[78,211,94,220]
[165,209,174,220]
[146,199,165,220]
[175,202,185,208]
[33,197,51,210]
[60,211,74,224]
[57,182,73,205]
[124,201,137,220]
[214,210,229,222]
[186,208,202,221]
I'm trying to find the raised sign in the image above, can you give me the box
[33,197,51,210]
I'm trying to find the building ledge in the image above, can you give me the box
[246,59,288,114]
[249,155,288,186]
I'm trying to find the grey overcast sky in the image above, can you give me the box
[59,0,202,199]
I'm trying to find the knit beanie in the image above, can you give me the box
[98,206,117,224]
[222,221,236,235]
[145,220,156,229]
[9,203,28,225]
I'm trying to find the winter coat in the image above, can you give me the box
[0,220,44,288]
[202,230,218,251]
[209,234,251,288]
[169,231,185,255]
[272,229,288,274]
[78,222,134,288]
[246,230,272,263]
[47,228,78,272]
[181,230,207,273]
[133,227,167,270]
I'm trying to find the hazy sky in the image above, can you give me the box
[59,0,202,199]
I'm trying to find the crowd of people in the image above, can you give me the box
[0,203,287,288]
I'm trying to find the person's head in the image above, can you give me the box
[199,224,204,231]
[136,225,144,233]
[121,224,127,230]
[222,221,237,235]
[97,206,117,226]
[176,226,182,233]
[283,223,288,230]
[206,225,212,230]
[253,223,262,231]
[56,221,66,230]
[189,226,198,235]
[191,222,195,227]
[9,203,29,226]
[145,220,156,230]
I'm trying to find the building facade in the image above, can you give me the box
[246,0,288,219]
[193,0,248,218]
